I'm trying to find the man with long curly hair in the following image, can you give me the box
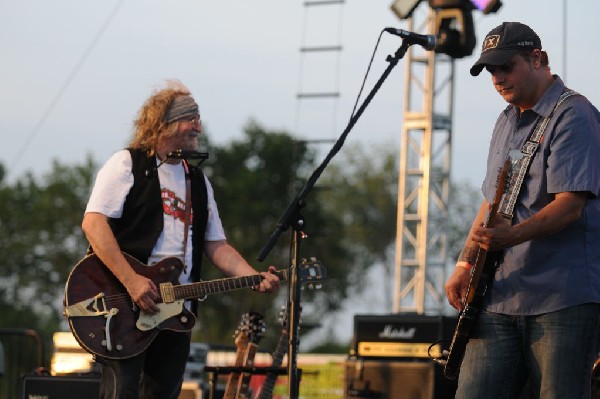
[81,80,280,398]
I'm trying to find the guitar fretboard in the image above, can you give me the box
[173,269,290,301]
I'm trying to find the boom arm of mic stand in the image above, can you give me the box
[256,41,410,399]
[257,41,410,262]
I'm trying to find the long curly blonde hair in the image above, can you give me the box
[129,80,192,156]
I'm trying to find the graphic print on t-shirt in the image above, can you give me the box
[161,188,192,223]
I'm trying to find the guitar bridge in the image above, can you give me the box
[65,293,109,317]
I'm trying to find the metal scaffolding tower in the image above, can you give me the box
[393,7,456,314]
[295,0,345,142]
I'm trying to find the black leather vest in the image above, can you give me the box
[107,148,208,283]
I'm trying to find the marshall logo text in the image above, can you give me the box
[378,325,416,340]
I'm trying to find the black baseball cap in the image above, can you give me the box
[470,22,542,76]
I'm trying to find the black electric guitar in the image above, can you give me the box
[256,305,299,399]
[443,159,511,380]
[223,312,266,399]
[64,253,325,359]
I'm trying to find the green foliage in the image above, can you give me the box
[0,121,478,364]
[447,179,482,260]
[0,156,97,397]
[295,362,346,398]
[318,143,399,295]
[196,120,355,347]
[0,156,96,333]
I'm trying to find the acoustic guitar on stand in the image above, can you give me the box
[223,312,266,399]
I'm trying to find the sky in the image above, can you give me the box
[2,0,599,344]
[2,0,598,186]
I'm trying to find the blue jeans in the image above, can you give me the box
[456,303,600,399]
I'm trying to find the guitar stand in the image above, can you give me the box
[204,366,299,399]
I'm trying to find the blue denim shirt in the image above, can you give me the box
[481,76,600,315]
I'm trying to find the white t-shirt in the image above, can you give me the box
[85,150,226,283]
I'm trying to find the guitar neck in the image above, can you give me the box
[173,269,290,301]
[257,331,288,399]
[464,201,502,304]
[236,343,259,399]
[223,343,248,399]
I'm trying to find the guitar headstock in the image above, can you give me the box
[298,257,326,289]
[233,311,266,347]
[277,304,302,333]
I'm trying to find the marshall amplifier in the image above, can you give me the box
[344,358,457,399]
[353,314,455,359]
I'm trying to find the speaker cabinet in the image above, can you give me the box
[22,375,203,399]
[345,359,457,399]
[21,375,100,399]
[179,380,203,399]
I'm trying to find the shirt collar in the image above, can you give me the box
[502,75,566,121]
[530,75,565,118]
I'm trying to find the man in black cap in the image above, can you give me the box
[445,22,600,398]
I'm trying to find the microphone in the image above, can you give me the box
[167,150,209,161]
[146,150,210,176]
[384,28,437,51]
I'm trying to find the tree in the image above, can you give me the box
[195,120,356,347]
[318,143,399,298]
[0,157,96,332]
[0,157,97,398]
[0,121,480,355]
[446,179,482,261]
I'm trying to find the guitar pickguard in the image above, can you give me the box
[136,300,190,331]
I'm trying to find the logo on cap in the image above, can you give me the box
[482,35,500,52]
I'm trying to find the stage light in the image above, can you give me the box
[428,0,501,13]
[428,0,464,8]
[390,0,424,20]
[434,8,476,58]
[469,0,502,14]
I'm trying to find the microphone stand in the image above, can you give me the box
[257,40,412,399]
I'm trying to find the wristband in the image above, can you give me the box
[456,261,473,271]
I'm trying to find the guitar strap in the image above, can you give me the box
[498,89,577,219]
[182,160,192,273]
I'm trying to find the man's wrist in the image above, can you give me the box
[456,261,473,271]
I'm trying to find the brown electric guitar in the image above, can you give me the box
[64,253,325,359]
[443,159,511,380]
[223,312,266,399]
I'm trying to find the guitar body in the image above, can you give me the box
[443,251,499,380]
[64,253,324,360]
[64,252,195,359]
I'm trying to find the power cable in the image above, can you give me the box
[8,0,126,178]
